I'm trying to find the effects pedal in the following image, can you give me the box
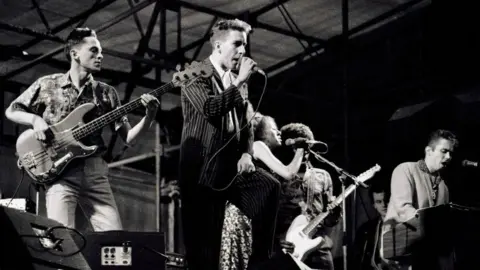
[101,242,132,266]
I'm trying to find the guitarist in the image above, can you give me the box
[383,129,458,270]
[5,28,159,231]
[277,123,342,270]
[353,185,403,270]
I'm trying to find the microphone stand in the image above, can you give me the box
[308,149,368,189]
[308,148,368,270]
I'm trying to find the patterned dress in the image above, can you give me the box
[219,159,302,270]
[219,202,252,270]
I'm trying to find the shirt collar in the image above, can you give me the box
[60,71,95,89]
[418,159,433,175]
[209,55,230,80]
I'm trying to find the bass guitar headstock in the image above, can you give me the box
[172,61,213,87]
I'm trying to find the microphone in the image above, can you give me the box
[285,138,327,148]
[236,57,265,75]
[253,66,265,76]
[462,159,479,168]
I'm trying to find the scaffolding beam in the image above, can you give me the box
[20,0,112,50]
[264,0,428,76]
[1,0,157,81]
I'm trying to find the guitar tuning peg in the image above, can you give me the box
[183,74,190,80]
[192,72,197,76]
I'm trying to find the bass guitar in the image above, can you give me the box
[285,164,381,262]
[16,62,212,185]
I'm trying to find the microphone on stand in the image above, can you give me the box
[285,138,328,148]
[462,159,479,168]
[285,138,329,153]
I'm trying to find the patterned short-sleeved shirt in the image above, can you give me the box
[11,72,129,153]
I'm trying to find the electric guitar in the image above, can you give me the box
[285,164,381,262]
[16,62,213,185]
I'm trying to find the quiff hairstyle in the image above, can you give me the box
[426,129,459,150]
[64,27,97,61]
[209,19,252,48]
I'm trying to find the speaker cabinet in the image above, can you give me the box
[0,206,90,270]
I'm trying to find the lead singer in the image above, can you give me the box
[179,19,281,270]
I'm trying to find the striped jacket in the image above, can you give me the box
[179,58,254,189]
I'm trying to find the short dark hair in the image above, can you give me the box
[64,27,97,61]
[368,183,387,202]
[280,123,314,141]
[427,129,459,150]
[209,19,252,47]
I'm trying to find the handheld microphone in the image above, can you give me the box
[253,66,265,76]
[462,159,479,168]
[236,57,265,75]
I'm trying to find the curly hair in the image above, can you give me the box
[280,123,314,141]
[209,19,252,48]
[64,27,97,61]
[252,114,276,143]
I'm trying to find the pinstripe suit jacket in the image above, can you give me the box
[179,58,254,189]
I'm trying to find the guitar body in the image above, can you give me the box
[16,103,99,185]
[285,214,324,261]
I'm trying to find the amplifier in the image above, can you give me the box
[79,231,168,270]
[165,252,186,269]
[0,198,35,213]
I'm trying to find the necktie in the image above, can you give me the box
[220,71,238,133]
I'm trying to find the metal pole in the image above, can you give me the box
[107,152,156,168]
[168,190,175,252]
[155,123,161,232]
[342,0,350,269]
[107,145,179,168]
[36,191,40,215]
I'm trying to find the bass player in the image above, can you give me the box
[5,27,159,231]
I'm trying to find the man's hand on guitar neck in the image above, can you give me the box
[32,115,50,142]
[140,94,160,120]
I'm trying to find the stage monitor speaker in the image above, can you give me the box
[0,206,91,270]
[80,231,166,270]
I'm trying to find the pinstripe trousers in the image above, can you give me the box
[179,166,281,270]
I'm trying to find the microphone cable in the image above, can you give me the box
[199,72,268,192]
